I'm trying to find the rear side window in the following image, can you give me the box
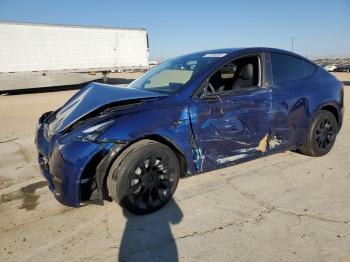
[270,53,316,84]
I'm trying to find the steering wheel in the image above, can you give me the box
[207,82,216,94]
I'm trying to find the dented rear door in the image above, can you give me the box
[189,88,272,171]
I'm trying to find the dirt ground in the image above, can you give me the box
[0,73,349,261]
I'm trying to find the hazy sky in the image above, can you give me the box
[1,0,349,59]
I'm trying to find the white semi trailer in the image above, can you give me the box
[0,22,149,91]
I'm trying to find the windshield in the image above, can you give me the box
[128,53,225,93]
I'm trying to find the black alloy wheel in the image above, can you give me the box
[128,154,177,210]
[314,116,336,152]
[107,139,180,214]
[298,110,338,157]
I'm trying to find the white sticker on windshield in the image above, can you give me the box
[203,53,227,58]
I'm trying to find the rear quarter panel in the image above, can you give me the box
[270,66,343,148]
[308,68,343,124]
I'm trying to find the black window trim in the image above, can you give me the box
[194,52,267,98]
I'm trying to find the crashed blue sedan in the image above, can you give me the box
[35,47,343,214]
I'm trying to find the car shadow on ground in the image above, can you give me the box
[118,199,183,262]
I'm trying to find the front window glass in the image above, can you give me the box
[205,56,260,95]
[128,53,224,93]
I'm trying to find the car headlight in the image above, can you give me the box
[80,120,114,142]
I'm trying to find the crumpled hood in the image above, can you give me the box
[48,82,166,132]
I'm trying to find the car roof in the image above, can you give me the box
[185,47,308,61]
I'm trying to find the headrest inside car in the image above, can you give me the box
[240,64,253,80]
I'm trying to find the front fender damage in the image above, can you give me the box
[79,142,128,205]
[94,142,128,203]
[80,106,206,204]
[84,135,195,204]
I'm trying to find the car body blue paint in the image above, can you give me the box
[35,47,344,207]
[189,87,273,171]
[49,82,167,132]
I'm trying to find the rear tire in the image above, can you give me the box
[107,139,180,215]
[298,110,338,156]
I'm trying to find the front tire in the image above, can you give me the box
[299,110,338,156]
[107,139,180,215]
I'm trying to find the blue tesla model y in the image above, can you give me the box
[35,48,343,214]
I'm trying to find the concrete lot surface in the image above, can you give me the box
[333,72,350,85]
[0,73,350,261]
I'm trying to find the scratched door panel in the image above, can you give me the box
[189,87,272,171]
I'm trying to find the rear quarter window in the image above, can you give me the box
[270,52,317,84]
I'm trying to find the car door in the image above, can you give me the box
[268,52,317,148]
[189,54,272,171]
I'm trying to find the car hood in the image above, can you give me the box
[48,82,167,132]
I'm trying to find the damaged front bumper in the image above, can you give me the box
[35,113,127,207]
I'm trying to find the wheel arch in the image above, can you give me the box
[318,102,342,130]
[320,104,339,125]
[79,134,189,203]
[139,134,188,178]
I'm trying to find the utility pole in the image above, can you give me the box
[291,37,296,52]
